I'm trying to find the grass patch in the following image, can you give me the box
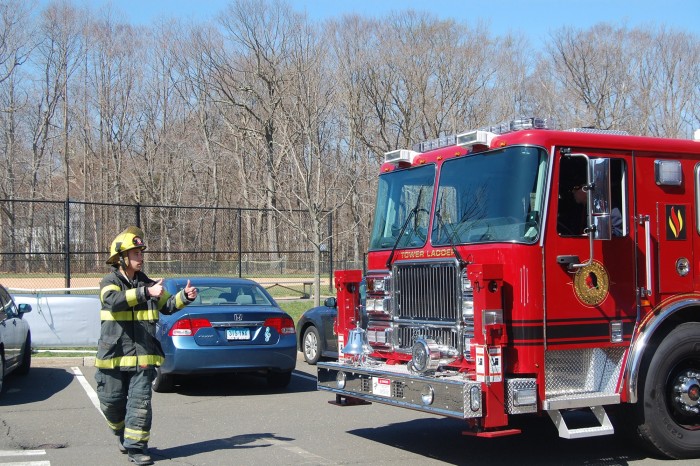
[33,347,96,358]
[277,299,317,323]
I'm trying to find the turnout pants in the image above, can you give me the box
[95,368,156,450]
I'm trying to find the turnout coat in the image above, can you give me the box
[95,269,190,370]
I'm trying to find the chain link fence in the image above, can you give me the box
[0,199,345,297]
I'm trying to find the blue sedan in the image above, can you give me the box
[154,277,296,392]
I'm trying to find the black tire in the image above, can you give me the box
[152,366,175,393]
[0,353,4,395]
[267,370,292,389]
[635,322,700,459]
[302,326,321,365]
[15,332,31,376]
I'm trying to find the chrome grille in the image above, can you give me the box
[393,260,461,321]
[397,326,459,349]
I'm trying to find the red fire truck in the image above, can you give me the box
[317,118,700,459]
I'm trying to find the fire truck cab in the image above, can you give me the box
[318,118,700,459]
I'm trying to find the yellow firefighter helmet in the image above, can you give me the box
[106,226,147,265]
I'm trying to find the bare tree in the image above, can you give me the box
[547,24,637,130]
[200,0,307,259]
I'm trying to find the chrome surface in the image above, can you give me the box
[625,298,700,403]
[391,260,463,356]
[545,348,624,399]
[318,360,482,418]
[506,378,538,414]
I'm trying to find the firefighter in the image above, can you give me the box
[95,226,197,465]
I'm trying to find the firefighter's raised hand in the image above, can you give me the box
[184,279,198,301]
[148,278,164,298]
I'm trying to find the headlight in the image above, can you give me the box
[365,297,391,314]
[366,275,390,293]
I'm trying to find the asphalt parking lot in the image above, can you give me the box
[1,353,698,466]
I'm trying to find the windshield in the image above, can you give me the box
[432,146,548,245]
[368,164,435,250]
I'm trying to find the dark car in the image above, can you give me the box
[154,277,296,392]
[0,284,32,394]
[296,280,365,365]
[296,297,339,365]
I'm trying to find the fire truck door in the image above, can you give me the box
[544,155,637,348]
[633,158,694,298]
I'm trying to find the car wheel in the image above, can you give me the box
[152,366,175,393]
[303,326,321,365]
[634,322,700,459]
[15,332,31,376]
[267,370,292,389]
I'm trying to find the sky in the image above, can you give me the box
[77,0,700,47]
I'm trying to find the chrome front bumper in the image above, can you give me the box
[317,360,483,418]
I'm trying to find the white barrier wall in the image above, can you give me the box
[12,294,101,347]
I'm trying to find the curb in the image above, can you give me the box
[32,356,96,368]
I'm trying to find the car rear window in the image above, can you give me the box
[184,284,272,306]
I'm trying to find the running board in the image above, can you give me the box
[546,406,615,439]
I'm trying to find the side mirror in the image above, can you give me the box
[324,297,337,308]
[591,158,612,240]
[18,303,32,314]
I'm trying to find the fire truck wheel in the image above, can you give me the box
[302,326,321,365]
[637,322,700,459]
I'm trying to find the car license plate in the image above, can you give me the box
[372,377,391,397]
[226,328,250,341]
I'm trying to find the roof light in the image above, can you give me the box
[488,117,550,134]
[655,160,682,186]
[456,130,493,148]
[413,134,458,153]
[384,149,419,165]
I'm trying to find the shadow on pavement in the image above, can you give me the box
[0,367,74,406]
[150,432,294,461]
[348,415,651,466]
[162,369,317,397]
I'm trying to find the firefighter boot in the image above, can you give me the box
[118,434,126,454]
[127,448,153,465]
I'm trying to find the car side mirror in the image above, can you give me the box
[324,297,337,308]
[18,303,32,314]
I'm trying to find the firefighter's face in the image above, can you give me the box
[124,248,145,272]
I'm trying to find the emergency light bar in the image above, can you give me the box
[384,149,420,165]
[456,130,493,148]
[407,117,551,154]
[489,117,550,134]
[412,135,457,153]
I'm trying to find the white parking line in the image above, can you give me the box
[0,451,45,457]
[0,462,50,466]
[0,452,45,458]
[71,367,105,420]
[263,436,333,465]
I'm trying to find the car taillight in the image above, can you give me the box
[264,317,295,335]
[169,317,212,336]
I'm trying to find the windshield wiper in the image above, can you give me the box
[386,187,424,269]
[434,194,466,266]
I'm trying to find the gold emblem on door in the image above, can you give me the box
[573,260,610,306]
